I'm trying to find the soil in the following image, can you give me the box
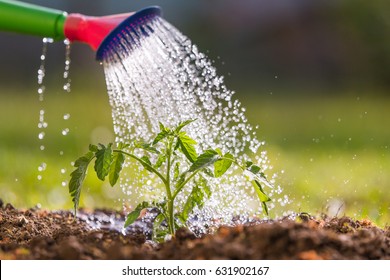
[0,199,389,260]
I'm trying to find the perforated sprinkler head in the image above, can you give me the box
[95,7,162,61]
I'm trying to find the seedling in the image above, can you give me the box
[69,119,271,240]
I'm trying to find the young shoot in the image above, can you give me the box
[68,119,271,240]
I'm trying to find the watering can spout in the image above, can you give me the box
[64,13,135,51]
[0,0,162,57]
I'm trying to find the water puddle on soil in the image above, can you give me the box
[77,209,158,237]
[100,17,289,233]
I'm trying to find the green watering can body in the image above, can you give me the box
[0,0,162,59]
[0,0,67,40]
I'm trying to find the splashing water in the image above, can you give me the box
[101,18,284,231]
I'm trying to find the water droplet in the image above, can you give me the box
[38,162,47,172]
[38,132,45,140]
[63,39,72,92]
[62,128,69,136]
[97,17,284,230]
[43,37,53,44]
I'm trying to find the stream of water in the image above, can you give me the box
[100,17,288,232]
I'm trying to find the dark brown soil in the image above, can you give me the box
[0,200,389,260]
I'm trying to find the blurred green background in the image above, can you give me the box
[0,0,389,226]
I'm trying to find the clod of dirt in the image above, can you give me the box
[0,201,389,260]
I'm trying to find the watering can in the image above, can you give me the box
[0,0,162,60]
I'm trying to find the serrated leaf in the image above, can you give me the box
[140,156,154,172]
[252,180,271,216]
[159,121,168,132]
[173,138,180,151]
[134,141,160,154]
[124,211,141,228]
[253,180,271,203]
[189,149,219,172]
[152,130,169,145]
[174,162,180,180]
[89,144,98,152]
[174,119,196,133]
[109,151,125,186]
[180,185,204,223]
[153,213,165,229]
[117,142,130,150]
[154,153,166,168]
[248,164,261,175]
[201,167,215,178]
[69,151,94,215]
[198,175,211,198]
[94,143,113,181]
[178,132,197,163]
[215,148,222,156]
[262,202,269,216]
[214,152,233,177]
[176,173,186,188]
[124,201,149,227]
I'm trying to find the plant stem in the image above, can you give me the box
[165,138,175,235]
[172,169,201,200]
[114,150,168,186]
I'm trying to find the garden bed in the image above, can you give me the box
[0,199,389,260]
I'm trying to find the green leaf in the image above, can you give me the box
[262,202,269,216]
[109,151,125,186]
[214,152,234,177]
[252,180,271,216]
[89,144,98,152]
[134,141,160,154]
[201,167,215,178]
[153,213,165,239]
[176,173,186,188]
[174,162,180,180]
[124,201,149,227]
[154,153,166,168]
[189,149,219,172]
[248,164,261,175]
[117,142,130,150]
[69,151,94,215]
[152,130,169,145]
[215,148,222,156]
[180,185,205,223]
[178,132,197,163]
[173,138,180,151]
[94,143,113,181]
[198,175,211,198]
[174,119,196,133]
[140,156,154,172]
[253,180,271,202]
[159,121,169,132]
[245,161,253,168]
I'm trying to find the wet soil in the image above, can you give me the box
[0,200,389,260]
